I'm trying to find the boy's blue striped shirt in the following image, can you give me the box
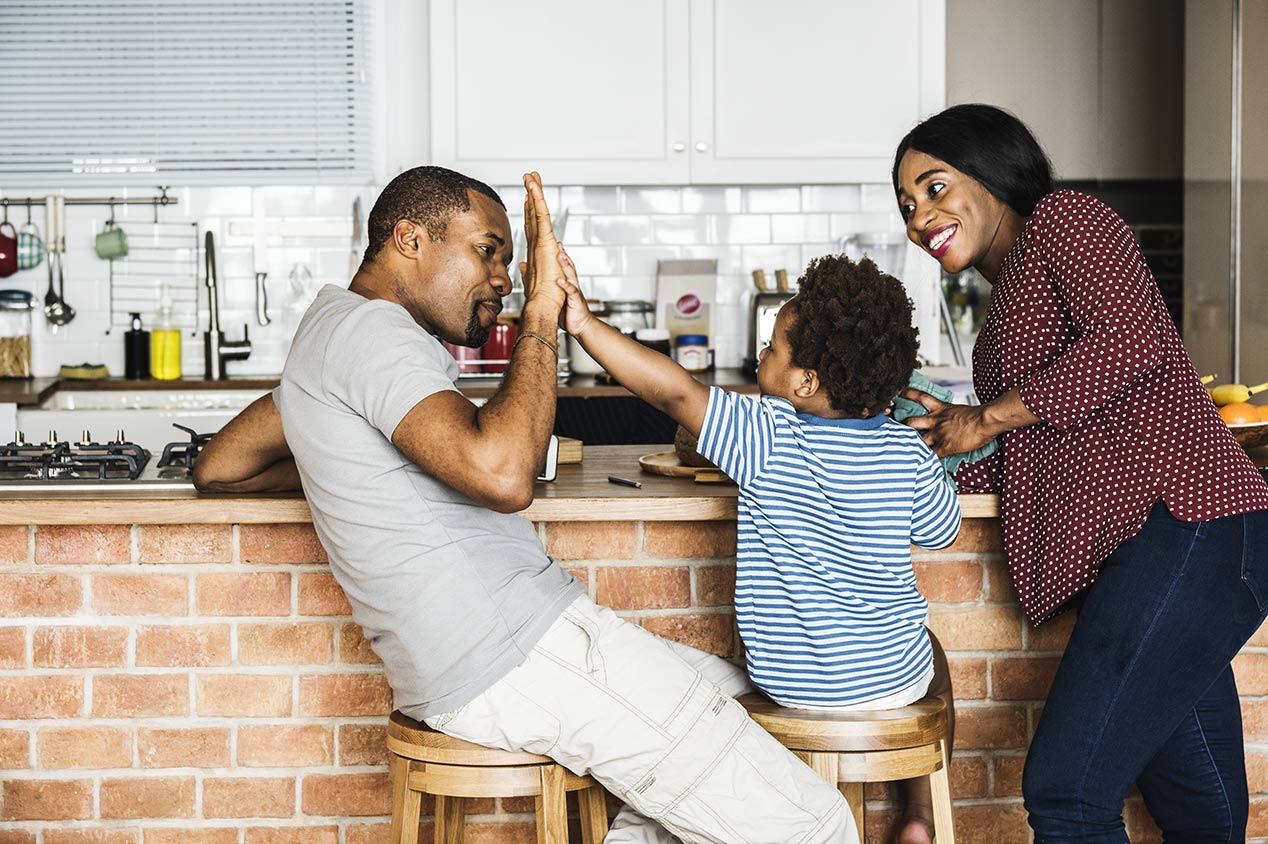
[698,387,961,708]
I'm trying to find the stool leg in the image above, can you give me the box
[389,755,423,844]
[930,739,955,844]
[577,782,609,844]
[839,781,864,839]
[536,765,568,844]
[435,794,466,844]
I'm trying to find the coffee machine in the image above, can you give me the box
[744,269,795,373]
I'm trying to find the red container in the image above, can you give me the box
[441,340,483,374]
[0,223,18,278]
[480,322,519,373]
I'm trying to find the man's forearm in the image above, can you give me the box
[198,458,301,493]
[475,302,561,477]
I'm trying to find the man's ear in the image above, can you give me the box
[391,219,428,258]
[794,368,820,399]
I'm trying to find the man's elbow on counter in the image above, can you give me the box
[482,476,536,514]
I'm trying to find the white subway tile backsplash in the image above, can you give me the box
[743,187,801,214]
[861,183,900,212]
[800,185,861,212]
[740,245,805,276]
[771,214,830,244]
[711,215,770,245]
[621,187,682,214]
[624,246,683,276]
[589,215,652,245]
[682,187,742,214]
[18,178,940,378]
[561,245,622,276]
[650,215,708,245]
[559,185,620,214]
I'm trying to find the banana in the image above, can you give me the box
[1200,374,1217,385]
[1208,382,1268,406]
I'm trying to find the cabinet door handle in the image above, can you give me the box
[672,142,686,152]
[694,142,709,152]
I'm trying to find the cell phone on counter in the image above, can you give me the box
[536,435,559,482]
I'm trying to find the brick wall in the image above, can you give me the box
[1,519,1266,843]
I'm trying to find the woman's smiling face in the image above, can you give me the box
[895,149,1022,282]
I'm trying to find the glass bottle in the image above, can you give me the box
[150,286,182,380]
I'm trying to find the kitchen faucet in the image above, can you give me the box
[202,230,252,379]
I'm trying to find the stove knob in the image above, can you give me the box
[11,430,24,446]
[76,429,94,447]
[45,430,60,447]
[112,429,126,445]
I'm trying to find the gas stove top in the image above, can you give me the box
[0,425,211,492]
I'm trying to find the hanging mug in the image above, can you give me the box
[95,219,128,260]
[0,223,17,278]
[17,222,43,271]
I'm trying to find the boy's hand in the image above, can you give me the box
[555,248,598,337]
[521,172,566,311]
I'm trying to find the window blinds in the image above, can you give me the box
[0,0,374,185]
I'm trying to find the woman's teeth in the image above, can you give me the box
[929,226,955,251]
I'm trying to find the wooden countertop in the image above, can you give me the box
[0,377,60,405]
[1,370,759,404]
[0,444,1001,524]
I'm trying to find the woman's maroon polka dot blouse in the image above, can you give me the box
[954,190,1268,624]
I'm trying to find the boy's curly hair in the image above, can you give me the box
[785,255,918,416]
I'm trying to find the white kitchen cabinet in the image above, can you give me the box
[430,0,945,185]
[945,0,1182,181]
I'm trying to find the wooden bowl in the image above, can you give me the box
[1229,420,1268,450]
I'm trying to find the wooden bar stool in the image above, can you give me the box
[387,710,610,844]
[738,694,955,843]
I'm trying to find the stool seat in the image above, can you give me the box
[388,709,555,766]
[739,694,955,843]
[739,694,947,752]
[386,710,610,844]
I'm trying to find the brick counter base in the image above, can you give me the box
[1,520,1266,844]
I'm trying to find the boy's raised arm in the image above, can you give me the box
[555,251,710,435]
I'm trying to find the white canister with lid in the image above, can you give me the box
[674,334,710,372]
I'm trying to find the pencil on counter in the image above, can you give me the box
[607,475,642,489]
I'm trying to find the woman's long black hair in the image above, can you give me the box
[892,104,1054,217]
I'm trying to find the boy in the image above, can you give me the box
[555,251,960,843]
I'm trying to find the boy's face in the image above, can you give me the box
[756,303,806,403]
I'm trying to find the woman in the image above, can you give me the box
[892,103,1268,841]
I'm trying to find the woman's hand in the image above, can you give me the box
[900,386,1041,456]
[555,248,597,337]
[520,171,566,311]
[899,389,996,457]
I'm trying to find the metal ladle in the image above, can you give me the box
[43,196,74,326]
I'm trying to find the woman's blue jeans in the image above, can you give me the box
[1024,500,1268,843]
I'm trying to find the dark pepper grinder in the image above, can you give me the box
[124,312,151,380]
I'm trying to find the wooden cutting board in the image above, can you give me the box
[638,451,732,483]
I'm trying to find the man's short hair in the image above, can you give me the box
[786,255,918,417]
[363,166,505,265]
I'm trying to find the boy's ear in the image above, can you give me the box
[794,368,820,399]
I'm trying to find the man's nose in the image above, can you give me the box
[492,266,513,296]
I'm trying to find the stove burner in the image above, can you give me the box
[158,424,215,473]
[0,430,150,482]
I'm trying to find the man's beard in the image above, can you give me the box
[463,305,491,347]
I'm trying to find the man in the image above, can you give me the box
[194,166,857,844]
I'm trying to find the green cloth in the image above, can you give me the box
[890,370,997,490]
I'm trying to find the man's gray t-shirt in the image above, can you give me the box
[274,285,582,717]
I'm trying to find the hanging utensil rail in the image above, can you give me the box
[0,188,178,210]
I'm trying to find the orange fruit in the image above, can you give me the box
[1219,402,1260,424]
[1258,405,1268,422]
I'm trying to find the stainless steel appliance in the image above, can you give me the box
[744,269,793,373]
[1184,0,1268,382]
[0,425,210,492]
